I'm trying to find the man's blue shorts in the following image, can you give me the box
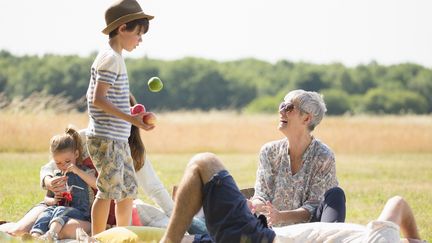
[194,170,275,243]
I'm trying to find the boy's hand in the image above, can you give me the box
[131,112,155,131]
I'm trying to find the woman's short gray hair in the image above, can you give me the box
[284,89,327,131]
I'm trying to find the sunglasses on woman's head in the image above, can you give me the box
[279,102,295,113]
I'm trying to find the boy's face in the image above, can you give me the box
[121,25,145,52]
[53,150,79,172]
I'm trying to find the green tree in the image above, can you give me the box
[362,88,428,114]
[321,89,351,115]
[408,69,432,112]
[291,66,328,91]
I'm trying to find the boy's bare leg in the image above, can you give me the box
[116,198,133,226]
[160,152,226,243]
[91,198,111,235]
[378,196,421,241]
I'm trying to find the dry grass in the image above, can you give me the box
[317,116,432,154]
[1,112,431,154]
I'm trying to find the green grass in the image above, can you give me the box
[1,152,431,241]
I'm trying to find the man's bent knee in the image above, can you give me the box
[188,152,225,183]
[188,153,223,169]
[189,152,217,164]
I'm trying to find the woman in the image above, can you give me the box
[251,89,346,226]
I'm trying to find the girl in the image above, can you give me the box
[30,127,96,241]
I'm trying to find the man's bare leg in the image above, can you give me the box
[378,196,422,242]
[160,152,225,243]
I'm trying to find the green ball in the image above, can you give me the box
[148,77,163,92]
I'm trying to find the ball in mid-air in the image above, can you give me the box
[148,77,163,92]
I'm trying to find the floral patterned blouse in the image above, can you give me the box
[254,137,338,224]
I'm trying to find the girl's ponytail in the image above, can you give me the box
[65,125,83,164]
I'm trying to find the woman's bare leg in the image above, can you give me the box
[5,204,47,236]
[57,218,91,239]
[378,196,421,241]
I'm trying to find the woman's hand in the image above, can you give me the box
[263,201,282,226]
[45,195,60,206]
[45,176,68,193]
[246,199,256,214]
[250,197,266,214]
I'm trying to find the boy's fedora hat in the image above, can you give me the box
[102,0,154,35]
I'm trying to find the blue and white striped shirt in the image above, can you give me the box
[86,48,131,142]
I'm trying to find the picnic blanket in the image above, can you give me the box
[1,226,165,243]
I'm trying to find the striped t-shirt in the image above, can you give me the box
[86,48,131,142]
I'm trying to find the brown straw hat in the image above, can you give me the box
[102,0,154,35]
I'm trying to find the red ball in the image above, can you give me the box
[130,104,146,114]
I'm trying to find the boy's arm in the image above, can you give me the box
[92,81,154,131]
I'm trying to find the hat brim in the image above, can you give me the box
[102,11,154,35]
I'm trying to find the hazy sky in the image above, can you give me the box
[1,0,431,67]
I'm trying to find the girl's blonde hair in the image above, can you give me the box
[50,126,83,165]
[129,93,146,171]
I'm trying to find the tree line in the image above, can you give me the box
[0,50,431,115]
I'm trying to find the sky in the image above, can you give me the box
[1,0,432,67]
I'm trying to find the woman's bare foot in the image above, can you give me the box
[6,225,28,236]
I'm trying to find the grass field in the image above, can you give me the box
[0,112,431,241]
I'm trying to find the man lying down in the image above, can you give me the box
[160,153,425,243]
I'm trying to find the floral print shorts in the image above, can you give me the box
[87,137,137,200]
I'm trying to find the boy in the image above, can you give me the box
[86,0,155,235]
